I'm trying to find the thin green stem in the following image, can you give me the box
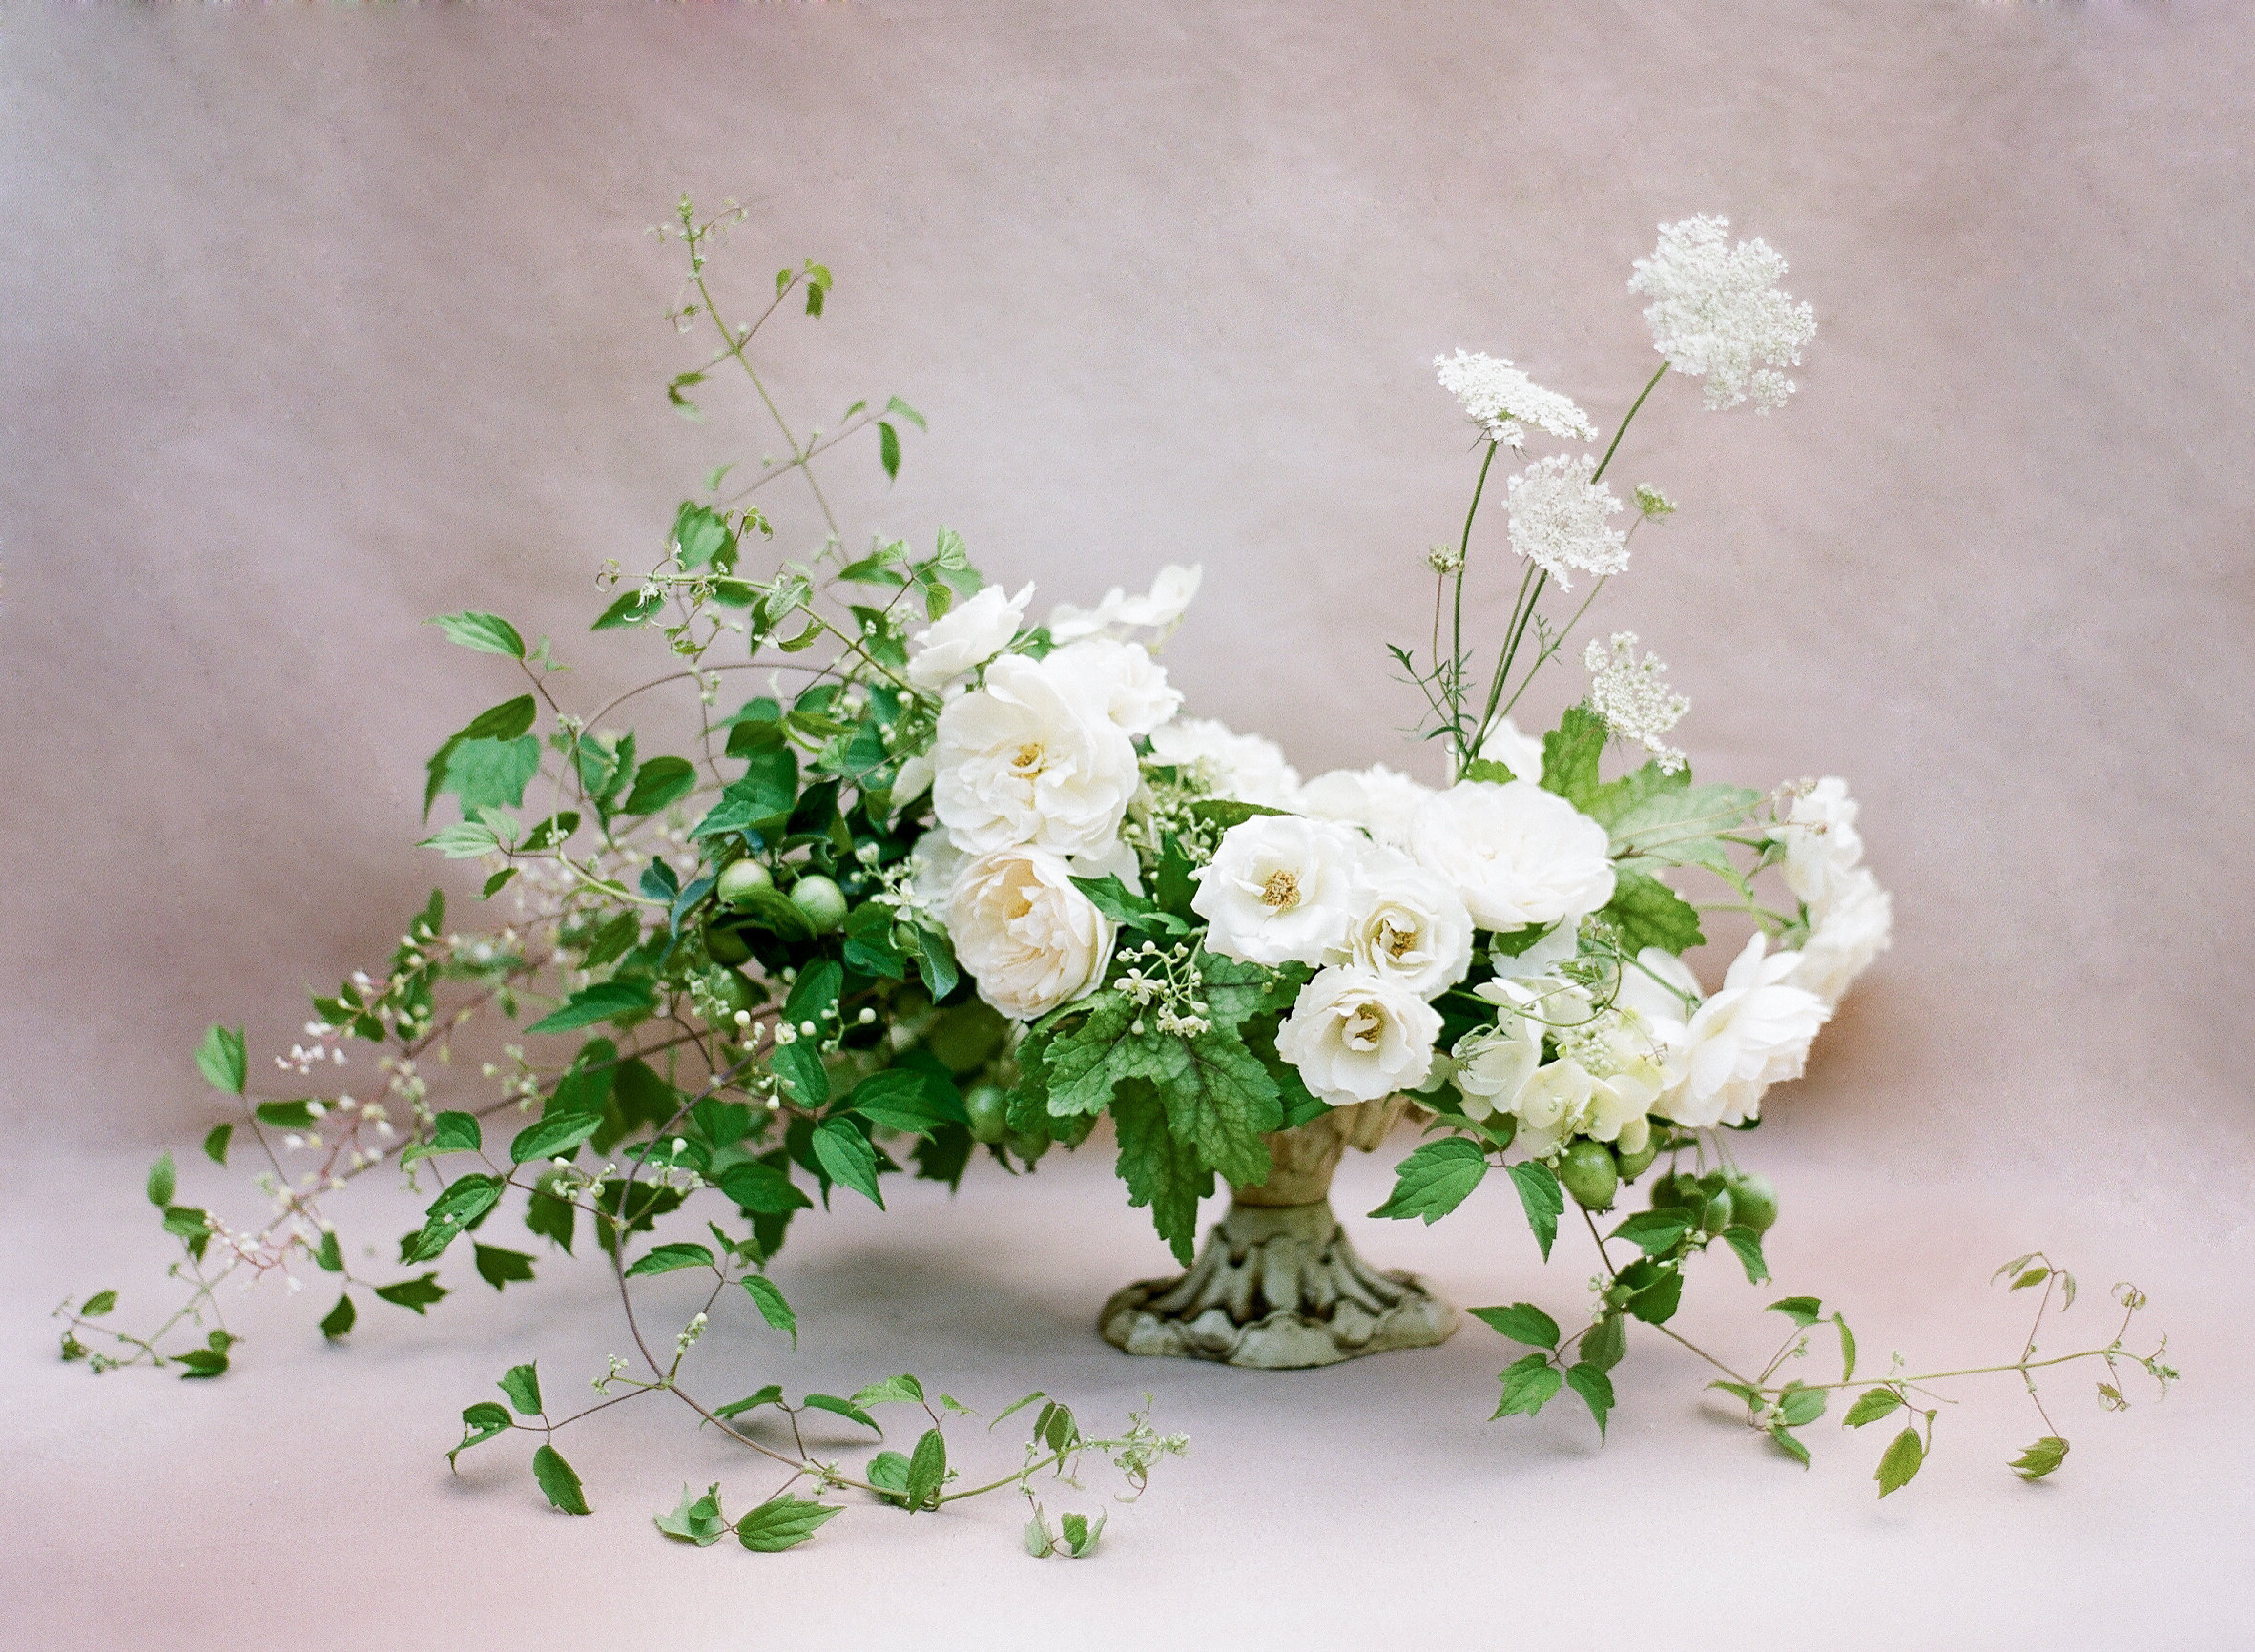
[1591,362,1667,485]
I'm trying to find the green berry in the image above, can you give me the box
[1558,1139,1621,1211]
[1615,1133,1660,1182]
[963,1084,1009,1145]
[1004,1128,1051,1167]
[705,923,752,966]
[1727,1170,1779,1233]
[1701,1187,1736,1235]
[788,874,848,934]
[716,859,774,908]
[1650,1171,1693,1210]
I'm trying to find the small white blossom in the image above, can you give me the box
[1505,454,1626,589]
[1628,216,1817,413]
[1434,351,1597,448]
[1583,631,1689,774]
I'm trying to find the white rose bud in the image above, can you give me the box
[1274,966,1441,1105]
[1190,815,1360,967]
[1407,779,1616,932]
[905,581,1033,693]
[1335,847,1474,1000]
[946,846,1117,1022]
[932,652,1140,858]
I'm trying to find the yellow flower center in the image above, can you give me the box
[1260,869,1301,911]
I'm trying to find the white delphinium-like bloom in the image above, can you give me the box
[1476,715,1547,785]
[1407,779,1617,932]
[1190,814,1361,967]
[1275,966,1442,1105]
[904,581,1033,692]
[1776,775,1865,909]
[1434,351,1598,449]
[1788,866,1892,1008]
[1655,933,1830,1127]
[931,652,1140,858]
[1146,716,1302,809]
[1627,216,1817,413]
[1295,763,1434,849]
[1583,631,1690,774]
[1047,564,1204,643]
[946,846,1118,1021]
[1334,847,1475,1000]
[1505,454,1628,589]
[1047,636,1183,736]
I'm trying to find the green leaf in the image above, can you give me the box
[407,1174,503,1262]
[782,958,844,1028]
[374,1272,447,1314]
[717,1160,814,1216]
[319,1292,355,1339]
[526,1177,575,1253]
[448,1401,512,1466]
[1468,1303,1561,1350]
[498,1362,543,1416]
[1844,1387,1904,1428]
[740,1274,797,1348]
[1609,1209,1692,1255]
[1583,755,1692,831]
[1108,1079,1213,1266]
[620,755,697,816]
[884,394,926,431]
[1777,1381,1828,1428]
[656,1482,731,1546]
[314,1230,344,1272]
[1769,1424,1812,1467]
[2009,1435,2070,1482]
[161,1204,211,1258]
[1580,1312,1628,1372]
[672,501,734,571]
[417,820,502,858]
[878,421,901,480]
[1767,1295,1825,1328]
[736,1496,840,1552]
[1621,1261,1683,1324]
[812,1119,884,1208]
[2010,1267,2050,1291]
[1491,1352,1564,1419]
[1566,1362,1616,1439]
[525,980,657,1035]
[1505,1159,1565,1260]
[1155,834,1198,919]
[1043,997,1281,1187]
[429,610,526,658]
[1369,1137,1490,1224]
[1540,705,1608,809]
[474,1244,537,1291]
[1719,1225,1771,1283]
[1607,783,1760,846]
[509,1112,601,1165]
[1189,796,1291,828]
[721,887,817,944]
[427,1111,484,1154]
[255,1099,316,1129]
[801,1394,882,1434]
[846,1070,947,1137]
[850,1373,926,1409]
[1602,867,1705,954]
[906,1427,947,1511]
[444,736,541,812]
[201,1123,233,1166]
[195,1025,248,1094]
[1710,1379,1762,1406]
[532,1443,591,1515]
[1459,757,1519,784]
[1834,1311,1858,1382]
[592,588,665,630]
[146,1152,176,1208]
[625,1242,716,1278]
[1875,1426,1924,1497]
[713,1385,786,1422]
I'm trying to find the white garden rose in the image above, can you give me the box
[1047,636,1183,736]
[1190,814,1359,967]
[1407,779,1617,932]
[1788,866,1892,1007]
[1335,847,1473,1000]
[904,581,1032,693]
[1295,764,1434,850]
[1146,716,1301,809]
[1656,933,1829,1128]
[945,845,1117,1022]
[1047,563,1203,642]
[931,652,1140,858]
[1778,775,1866,909]
[1476,716,1547,786]
[908,826,967,916]
[1274,966,1442,1105]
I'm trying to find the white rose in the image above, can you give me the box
[1048,563,1203,642]
[1476,716,1547,785]
[1190,814,1360,967]
[1615,946,1702,1037]
[1046,636,1183,736]
[909,827,967,915]
[1777,776,1865,909]
[931,652,1140,858]
[1335,847,1473,1000]
[1146,716,1301,809]
[1407,779,1617,931]
[905,581,1033,693]
[1656,933,1830,1128]
[1295,764,1434,850]
[945,845,1117,1021]
[1275,966,1441,1105]
[1461,977,1658,1154]
[1788,867,1892,1007]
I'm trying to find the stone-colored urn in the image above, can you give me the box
[1098,1098,1459,1369]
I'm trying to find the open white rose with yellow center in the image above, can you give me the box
[1274,966,1442,1105]
[1656,934,1829,1127]
[1407,778,1617,932]
[1190,814,1359,967]
[931,652,1139,858]
[945,845,1118,1022]
[904,581,1033,693]
[1335,847,1473,1000]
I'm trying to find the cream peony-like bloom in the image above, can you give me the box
[1146,716,1301,809]
[1275,966,1442,1105]
[946,845,1117,1021]
[1190,814,1360,967]
[1476,716,1547,786]
[904,581,1033,693]
[1334,847,1474,1000]
[1777,776,1866,910]
[1046,636,1183,737]
[1295,764,1434,850]
[931,653,1141,858]
[1407,779,1617,932]
[1788,866,1892,1008]
[1656,933,1829,1128]
[1047,564,1204,643]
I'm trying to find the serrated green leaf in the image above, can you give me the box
[374,1272,447,1314]
[1505,1159,1565,1260]
[1468,1302,1560,1349]
[1777,1381,1828,1428]
[1709,1379,1763,1405]
[1875,1426,1924,1497]
[80,1290,118,1317]
[1719,1225,1771,1283]
[741,1274,797,1347]
[625,1242,715,1278]
[1491,1352,1563,1419]
[498,1362,543,1416]
[1540,705,1608,809]
[811,1119,883,1208]
[851,1373,926,1409]
[1844,1387,1903,1428]
[314,1229,344,1272]
[1602,867,1705,954]
[430,609,525,657]
[1581,1312,1628,1372]
[195,1024,248,1094]
[717,1159,814,1216]
[1769,1424,1812,1466]
[407,1174,502,1261]
[736,1495,840,1551]
[1609,1208,1692,1255]
[532,1442,591,1515]
[1767,1295,1825,1328]
[1369,1137,1490,1223]
[475,1244,536,1291]
[444,736,541,812]
[713,1385,786,1422]
[1566,1362,1616,1439]
[656,1482,731,1546]
[449,1401,512,1466]
[1108,1079,1211,1266]
[418,820,502,859]
[2008,1435,2070,1481]
[592,588,665,630]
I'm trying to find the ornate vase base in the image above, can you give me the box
[1098,1200,1459,1370]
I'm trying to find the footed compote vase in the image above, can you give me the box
[1098,1097,1459,1369]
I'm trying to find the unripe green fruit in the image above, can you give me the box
[1701,1187,1736,1235]
[1558,1139,1621,1212]
[963,1084,1009,1145]
[1727,1170,1779,1233]
[788,874,848,934]
[1650,1171,1693,1210]
[705,923,752,966]
[716,859,774,907]
[1004,1128,1051,1167]
[1615,1135,1660,1182]
[698,967,755,1022]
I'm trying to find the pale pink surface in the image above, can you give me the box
[3,4,2250,1648]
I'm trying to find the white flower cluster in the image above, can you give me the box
[1505,453,1627,589]
[1434,351,1597,448]
[1583,631,1690,774]
[1628,216,1817,413]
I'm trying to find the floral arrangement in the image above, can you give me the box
[58,201,2172,1551]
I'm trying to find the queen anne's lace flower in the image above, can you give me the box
[1583,631,1690,774]
[1628,216,1817,413]
[1505,454,1626,589]
[1434,351,1597,448]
